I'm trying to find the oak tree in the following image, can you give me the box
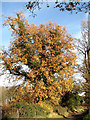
[26,0,89,17]
[0,12,77,104]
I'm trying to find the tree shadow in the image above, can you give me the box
[71,109,89,120]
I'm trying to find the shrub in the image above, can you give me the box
[2,101,51,118]
[75,94,81,106]
[38,101,53,113]
[83,114,90,120]
[13,102,50,118]
[61,92,82,111]
[67,97,75,111]
[2,104,19,119]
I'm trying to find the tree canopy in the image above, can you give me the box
[26,0,89,17]
[0,12,77,104]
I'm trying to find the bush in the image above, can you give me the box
[17,103,49,118]
[13,101,51,118]
[61,92,82,111]
[83,114,90,120]
[75,94,81,106]
[2,104,19,119]
[38,101,53,113]
[67,97,75,111]
[2,101,51,118]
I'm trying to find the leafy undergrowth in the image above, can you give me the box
[83,113,90,120]
[2,101,87,119]
[2,104,19,119]
[2,102,50,118]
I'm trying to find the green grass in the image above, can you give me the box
[2,101,87,119]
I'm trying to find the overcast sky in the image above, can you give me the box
[0,1,88,86]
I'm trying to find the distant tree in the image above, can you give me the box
[77,20,90,106]
[0,12,77,104]
[26,0,89,17]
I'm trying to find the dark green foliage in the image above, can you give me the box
[75,93,81,106]
[61,92,82,111]
[83,113,90,120]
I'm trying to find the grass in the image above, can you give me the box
[2,101,88,119]
[47,112,63,118]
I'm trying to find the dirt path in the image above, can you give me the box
[65,109,89,120]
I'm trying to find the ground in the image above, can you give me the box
[1,104,89,119]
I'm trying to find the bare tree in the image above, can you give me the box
[77,20,90,106]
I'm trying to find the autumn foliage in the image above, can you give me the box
[0,12,77,104]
